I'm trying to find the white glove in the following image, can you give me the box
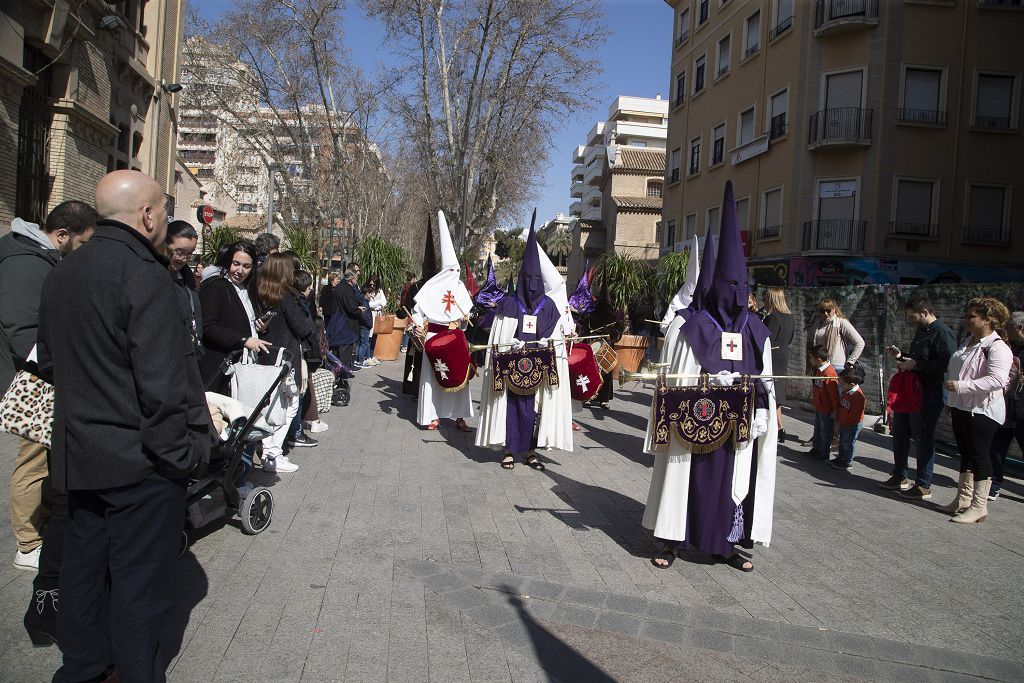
[511,339,526,351]
[751,409,769,439]
[710,370,740,386]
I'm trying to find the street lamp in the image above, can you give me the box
[266,162,278,235]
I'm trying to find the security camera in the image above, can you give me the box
[99,15,120,30]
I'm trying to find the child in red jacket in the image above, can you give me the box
[807,345,839,459]
[831,367,867,470]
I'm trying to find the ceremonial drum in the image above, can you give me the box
[423,328,475,392]
[567,342,602,402]
[591,339,619,374]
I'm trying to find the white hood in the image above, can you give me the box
[413,211,473,323]
[659,235,700,333]
[437,210,459,270]
[537,241,573,336]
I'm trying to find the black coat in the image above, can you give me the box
[260,291,315,386]
[319,283,337,319]
[764,311,795,403]
[326,280,361,346]
[199,276,260,393]
[36,221,210,491]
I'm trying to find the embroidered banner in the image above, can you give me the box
[492,347,559,395]
[650,374,755,454]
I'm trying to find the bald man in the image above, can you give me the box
[36,170,211,681]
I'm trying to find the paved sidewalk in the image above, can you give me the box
[1,358,1022,681]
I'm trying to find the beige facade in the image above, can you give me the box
[0,0,185,232]
[662,0,1024,285]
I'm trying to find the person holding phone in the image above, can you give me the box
[198,240,271,394]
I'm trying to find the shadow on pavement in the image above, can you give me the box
[503,590,616,682]
[374,375,417,421]
[161,549,209,667]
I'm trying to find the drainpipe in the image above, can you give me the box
[946,0,969,262]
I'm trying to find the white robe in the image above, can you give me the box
[475,314,572,452]
[412,306,474,426]
[642,336,778,546]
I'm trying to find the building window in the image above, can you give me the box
[669,147,681,183]
[238,203,257,213]
[892,179,938,237]
[761,187,783,238]
[694,56,706,93]
[676,7,690,45]
[674,71,686,107]
[236,184,257,194]
[712,124,725,165]
[964,183,1011,243]
[769,89,788,139]
[698,0,709,26]
[237,166,259,175]
[688,137,702,176]
[974,73,1016,130]
[770,0,794,40]
[744,11,761,58]
[707,206,720,234]
[738,106,756,145]
[664,218,677,247]
[647,180,664,198]
[899,68,945,125]
[736,197,750,233]
[716,35,731,78]
[196,168,214,179]
[684,213,697,241]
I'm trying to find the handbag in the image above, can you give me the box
[887,369,922,414]
[311,367,335,414]
[0,368,55,448]
[373,314,395,336]
[228,349,296,427]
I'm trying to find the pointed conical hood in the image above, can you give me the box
[660,235,700,331]
[474,254,504,307]
[516,210,545,311]
[537,238,568,325]
[685,225,717,316]
[706,180,748,329]
[568,265,596,314]
[437,210,459,270]
[420,215,438,281]
[464,261,479,297]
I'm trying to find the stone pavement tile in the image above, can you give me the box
[463,626,514,682]
[465,602,519,628]
[518,578,566,601]
[594,611,642,638]
[549,603,600,630]
[443,586,490,611]
[419,570,468,594]
[558,584,609,609]
[638,618,686,646]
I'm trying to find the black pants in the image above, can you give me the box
[950,408,1000,480]
[54,472,186,683]
[990,422,1024,487]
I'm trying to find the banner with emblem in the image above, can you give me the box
[491,347,560,396]
[650,374,755,454]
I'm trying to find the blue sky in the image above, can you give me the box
[193,0,672,229]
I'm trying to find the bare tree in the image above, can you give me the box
[366,0,605,253]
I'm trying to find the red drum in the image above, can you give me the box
[423,328,475,392]
[568,342,603,402]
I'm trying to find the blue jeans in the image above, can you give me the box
[356,327,371,363]
[891,389,943,487]
[811,411,834,459]
[838,423,862,465]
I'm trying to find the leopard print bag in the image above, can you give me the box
[0,369,54,448]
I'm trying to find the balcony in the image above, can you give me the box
[897,108,947,126]
[571,181,584,198]
[769,15,794,41]
[731,134,769,165]
[674,93,686,108]
[889,221,938,239]
[973,115,1016,131]
[570,200,583,216]
[716,63,730,80]
[769,114,788,140]
[802,219,867,252]
[808,108,873,149]
[756,225,782,240]
[814,0,879,36]
[668,168,680,183]
[962,224,1011,244]
[675,30,690,47]
[744,43,760,59]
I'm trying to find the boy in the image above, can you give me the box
[807,345,839,459]
[832,367,867,470]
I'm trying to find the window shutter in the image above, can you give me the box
[740,109,755,144]
[719,36,730,71]
[895,180,933,225]
[771,91,788,120]
[819,195,856,221]
[968,186,1005,229]
[735,198,749,231]
[746,13,760,52]
[977,75,1013,119]
[826,71,863,110]
[708,207,720,233]
[764,189,781,227]
[904,69,940,112]
[777,0,794,22]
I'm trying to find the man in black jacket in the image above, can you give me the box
[319,271,340,326]
[881,295,956,499]
[37,170,211,682]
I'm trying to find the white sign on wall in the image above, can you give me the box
[819,181,857,198]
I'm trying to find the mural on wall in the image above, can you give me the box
[752,257,1024,287]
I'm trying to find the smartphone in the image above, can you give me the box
[256,311,277,324]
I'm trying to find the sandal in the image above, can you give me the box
[525,454,546,471]
[501,454,515,470]
[651,548,676,569]
[455,418,472,432]
[713,553,754,573]
[572,422,581,432]
[426,420,439,431]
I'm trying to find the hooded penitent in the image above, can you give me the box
[681,180,769,374]
[474,255,504,308]
[420,215,439,283]
[414,211,473,323]
[659,235,700,332]
[678,228,716,321]
[568,267,596,315]
[496,215,559,337]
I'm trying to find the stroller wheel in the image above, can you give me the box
[240,487,274,535]
[178,530,189,558]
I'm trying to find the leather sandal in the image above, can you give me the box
[651,548,676,569]
[713,553,753,572]
[501,454,515,470]
[426,420,439,430]
[455,418,472,432]
[525,454,545,471]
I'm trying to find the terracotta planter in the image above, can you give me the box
[373,316,408,361]
[613,334,649,376]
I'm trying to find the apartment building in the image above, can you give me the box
[662,0,1024,286]
[0,0,185,230]
[567,96,669,283]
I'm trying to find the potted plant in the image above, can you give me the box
[355,235,410,361]
[592,251,652,374]
[652,249,691,353]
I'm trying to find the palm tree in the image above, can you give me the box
[546,227,573,267]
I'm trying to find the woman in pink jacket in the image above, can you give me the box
[937,297,1012,523]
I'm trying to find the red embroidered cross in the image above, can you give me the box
[726,338,738,353]
[441,290,455,313]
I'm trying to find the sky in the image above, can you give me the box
[193,0,673,230]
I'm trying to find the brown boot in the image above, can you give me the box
[934,470,973,514]
[951,478,990,524]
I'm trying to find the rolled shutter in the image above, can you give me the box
[977,75,1013,120]
[895,180,933,225]
[764,189,781,227]
[904,69,940,112]
[968,186,1005,229]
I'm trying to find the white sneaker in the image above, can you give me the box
[306,419,329,433]
[264,455,298,473]
[13,546,41,572]
[368,358,382,366]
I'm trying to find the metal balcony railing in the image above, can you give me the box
[676,30,689,46]
[669,168,680,183]
[808,107,873,146]
[674,93,686,107]
[716,63,730,79]
[889,221,938,238]
[962,224,1011,244]
[757,225,782,240]
[974,115,1014,130]
[802,219,867,251]
[769,114,788,140]
[712,139,724,165]
[744,43,760,58]
[897,108,947,125]
[814,0,879,31]
[769,15,794,40]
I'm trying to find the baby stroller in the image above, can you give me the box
[179,350,290,554]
